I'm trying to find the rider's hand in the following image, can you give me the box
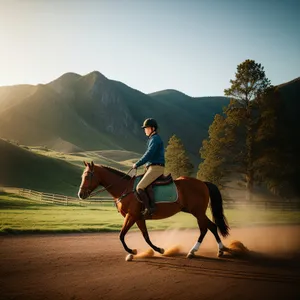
[132,163,137,169]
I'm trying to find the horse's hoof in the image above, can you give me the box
[221,245,228,252]
[132,249,137,255]
[125,254,134,261]
[218,250,224,257]
[159,248,164,254]
[187,252,194,259]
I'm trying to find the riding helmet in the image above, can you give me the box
[141,118,158,129]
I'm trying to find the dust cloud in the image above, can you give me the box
[126,187,300,259]
[127,225,300,260]
[135,248,154,258]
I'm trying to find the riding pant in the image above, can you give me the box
[136,165,164,190]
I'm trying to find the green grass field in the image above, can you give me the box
[1,192,300,234]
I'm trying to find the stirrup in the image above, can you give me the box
[141,207,155,216]
[141,208,150,216]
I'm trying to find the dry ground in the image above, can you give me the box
[1,226,300,300]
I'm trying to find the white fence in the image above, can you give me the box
[1,186,299,210]
[0,187,112,206]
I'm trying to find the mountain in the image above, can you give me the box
[272,77,300,196]
[0,71,229,165]
[276,77,300,126]
[0,75,299,195]
[0,139,81,196]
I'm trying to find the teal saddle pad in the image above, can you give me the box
[133,176,178,203]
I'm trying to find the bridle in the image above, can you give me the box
[80,167,137,200]
[79,169,95,196]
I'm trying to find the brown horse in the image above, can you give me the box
[78,162,229,258]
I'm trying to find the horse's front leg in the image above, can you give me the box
[136,219,164,254]
[119,213,137,254]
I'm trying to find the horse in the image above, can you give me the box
[78,161,230,258]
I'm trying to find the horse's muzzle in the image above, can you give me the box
[78,188,89,200]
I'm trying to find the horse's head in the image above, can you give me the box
[78,161,99,199]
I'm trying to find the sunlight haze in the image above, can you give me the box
[0,0,299,96]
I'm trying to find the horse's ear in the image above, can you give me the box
[83,161,87,166]
[91,161,94,167]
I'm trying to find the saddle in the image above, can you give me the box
[133,174,177,203]
[151,173,173,186]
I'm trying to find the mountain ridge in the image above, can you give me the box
[1,71,298,167]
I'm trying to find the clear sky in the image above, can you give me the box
[0,0,299,96]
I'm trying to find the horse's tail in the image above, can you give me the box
[204,182,230,237]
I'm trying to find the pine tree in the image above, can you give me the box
[254,87,281,187]
[254,87,297,197]
[198,100,247,186]
[198,60,271,200]
[165,135,193,178]
[224,59,270,199]
[198,114,227,185]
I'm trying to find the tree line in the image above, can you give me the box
[165,59,300,199]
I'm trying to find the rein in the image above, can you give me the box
[89,167,136,198]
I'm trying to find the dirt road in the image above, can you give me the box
[1,226,300,300]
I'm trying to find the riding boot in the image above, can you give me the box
[137,188,153,216]
[146,185,156,214]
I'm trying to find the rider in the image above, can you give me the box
[132,118,165,216]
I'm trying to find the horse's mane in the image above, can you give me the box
[100,165,132,180]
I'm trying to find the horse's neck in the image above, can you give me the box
[95,166,131,199]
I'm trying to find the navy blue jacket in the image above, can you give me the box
[135,133,165,168]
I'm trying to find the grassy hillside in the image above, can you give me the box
[0,139,139,195]
[0,139,82,196]
[29,147,136,170]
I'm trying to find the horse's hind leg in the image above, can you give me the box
[187,216,208,258]
[207,217,227,257]
[136,220,164,254]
